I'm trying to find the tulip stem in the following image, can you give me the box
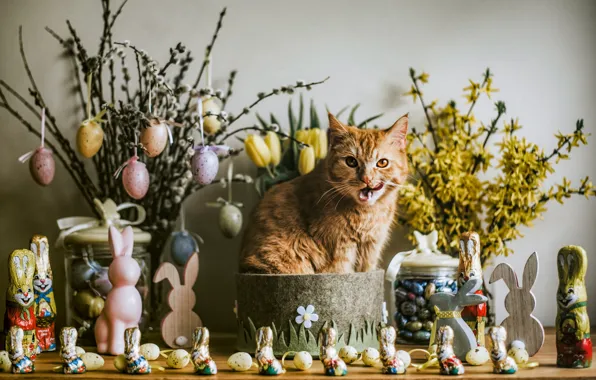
[265,165,275,178]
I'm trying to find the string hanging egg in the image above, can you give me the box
[206,163,243,238]
[170,208,204,266]
[114,133,150,200]
[77,73,107,158]
[140,88,173,157]
[19,108,55,186]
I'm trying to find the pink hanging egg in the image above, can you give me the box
[140,119,169,158]
[191,147,219,185]
[29,147,55,186]
[122,157,150,199]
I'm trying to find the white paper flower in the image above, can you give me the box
[295,305,319,329]
[382,301,389,324]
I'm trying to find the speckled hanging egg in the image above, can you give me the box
[191,146,219,185]
[77,120,104,158]
[219,204,242,238]
[170,231,198,266]
[141,119,169,157]
[339,346,359,364]
[202,98,222,134]
[122,157,150,200]
[29,147,55,186]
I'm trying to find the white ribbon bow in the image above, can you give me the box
[56,198,146,248]
[385,230,440,282]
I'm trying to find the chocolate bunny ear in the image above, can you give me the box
[522,252,538,290]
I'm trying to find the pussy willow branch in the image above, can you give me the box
[214,124,309,146]
[221,69,237,109]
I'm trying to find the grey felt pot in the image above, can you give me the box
[236,270,384,358]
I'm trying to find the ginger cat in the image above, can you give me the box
[239,113,408,274]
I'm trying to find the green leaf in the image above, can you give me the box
[348,104,360,125]
[270,113,281,130]
[310,99,320,129]
[335,105,350,119]
[297,93,304,130]
[357,113,384,129]
[235,136,245,143]
[256,113,268,129]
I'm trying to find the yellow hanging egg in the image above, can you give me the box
[202,98,222,134]
[141,119,169,157]
[77,119,104,158]
[245,134,271,168]
[264,131,281,166]
[298,146,315,175]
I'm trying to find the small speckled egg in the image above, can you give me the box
[466,346,490,366]
[191,146,219,185]
[114,354,127,372]
[339,346,360,364]
[293,351,312,370]
[80,352,104,370]
[0,351,11,372]
[175,336,189,347]
[508,347,529,364]
[361,347,380,366]
[510,340,525,350]
[219,204,243,238]
[75,346,85,356]
[141,119,169,157]
[227,352,254,371]
[140,343,160,361]
[77,120,104,158]
[167,349,190,369]
[29,147,55,186]
[170,231,198,266]
[202,98,222,134]
[396,350,411,368]
[122,157,150,199]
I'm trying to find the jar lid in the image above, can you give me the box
[385,230,458,281]
[57,198,152,247]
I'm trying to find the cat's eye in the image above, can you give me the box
[345,157,358,168]
[377,158,389,168]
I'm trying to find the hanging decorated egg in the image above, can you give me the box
[141,119,169,157]
[122,156,150,199]
[77,119,104,158]
[29,147,55,186]
[191,146,219,185]
[202,97,222,134]
[170,231,199,266]
[219,204,242,238]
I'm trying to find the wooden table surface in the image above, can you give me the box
[1,328,594,379]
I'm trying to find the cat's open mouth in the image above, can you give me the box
[359,183,384,202]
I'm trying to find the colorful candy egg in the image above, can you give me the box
[114,354,127,372]
[202,98,221,134]
[77,120,104,158]
[122,157,150,199]
[191,146,219,185]
[219,204,242,238]
[396,350,411,368]
[170,231,198,266]
[0,351,11,372]
[361,347,380,366]
[80,352,104,371]
[339,346,359,364]
[140,343,160,361]
[141,119,169,157]
[29,147,55,186]
[167,349,190,369]
[227,352,253,372]
[508,347,529,364]
[466,346,490,365]
[293,351,313,370]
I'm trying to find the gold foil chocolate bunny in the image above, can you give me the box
[191,327,217,375]
[378,326,406,374]
[487,326,517,374]
[319,327,348,376]
[255,327,285,375]
[124,327,151,374]
[7,326,34,374]
[31,235,57,352]
[60,327,86,374]
[437,326,464,376]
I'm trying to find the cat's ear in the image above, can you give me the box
[385,113,408,150]
[328,112,349,145]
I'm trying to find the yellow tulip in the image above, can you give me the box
[308,128,328,159]
[264,131,281,166]
[295,129,309,144]
[298,146,315,175]
[245,134,271,168]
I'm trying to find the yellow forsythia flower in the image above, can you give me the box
[245,134,271,168]
[298,146,315,175]
[295,129,309,144]
[308,128,328,159]
[264,131,281,166]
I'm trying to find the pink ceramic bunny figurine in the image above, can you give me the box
[95,226,142,355]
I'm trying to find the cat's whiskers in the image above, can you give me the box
[322,185,353,209]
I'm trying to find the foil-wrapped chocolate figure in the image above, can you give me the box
[7,326,34,374]
[437,326,464,376]
[379,326,406,374]
[319,327,348,376]
[60,327,86,374]
[255,327,285,375]
[31,235,57,352]
[124,327,151,374]
[487,326,517,374]
[191,327,218,375]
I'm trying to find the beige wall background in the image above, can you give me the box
[0,0,595,334]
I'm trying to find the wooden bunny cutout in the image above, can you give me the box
[319,327,348,376]
[8,326,34,374]
[378,326,406,375]
[95,226,142,355]
[153,252,201,348]
[437,326,465,376]
[124,327,151,374]
[487,326,517,374]
[191,327,218,375]
[60,327,86,374]
[429,277,487,359]
[31,234,57,352]
[489,251,544,356]
[4,249,37,360]
[255,327,285,375]
[555,246,592,368]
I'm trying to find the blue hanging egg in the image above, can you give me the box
[170,231,199,266]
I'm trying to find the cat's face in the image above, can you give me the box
[325,113,408,205]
